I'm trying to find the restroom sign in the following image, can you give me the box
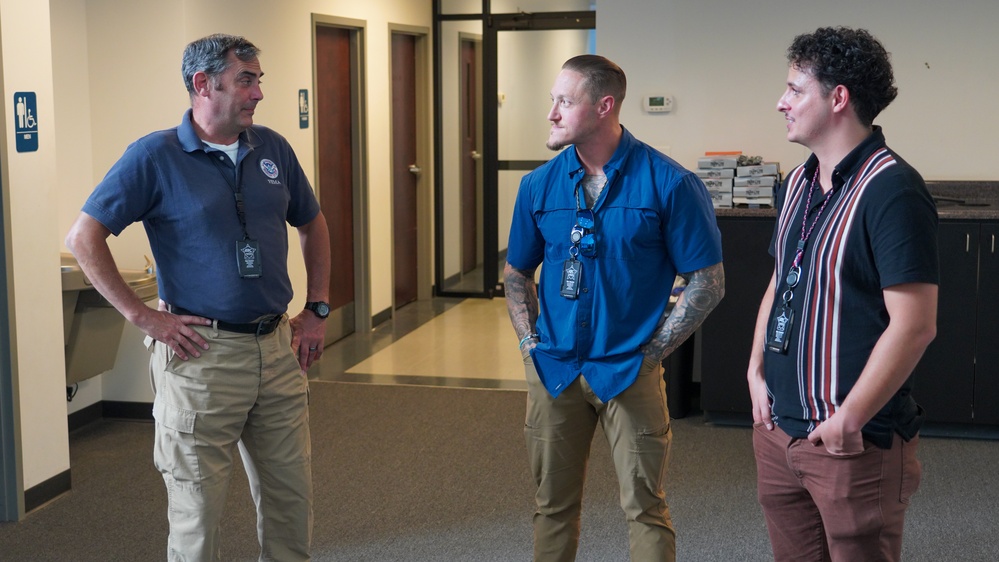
[298,89,309,129]
[14,92,38,152]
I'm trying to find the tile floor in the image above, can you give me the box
[309,297,528,390]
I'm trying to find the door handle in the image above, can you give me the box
[470,151,481,160]
[408,164,421,175]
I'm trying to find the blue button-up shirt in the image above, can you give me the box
[507,127,722,401]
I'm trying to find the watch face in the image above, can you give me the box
[317,303,331,316]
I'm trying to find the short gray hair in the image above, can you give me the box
[181,34,260,94]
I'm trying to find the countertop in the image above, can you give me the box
[715,181,999,221]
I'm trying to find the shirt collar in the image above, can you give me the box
[177,108,261,155]
[565,125,637,180]
[803,125,887,189]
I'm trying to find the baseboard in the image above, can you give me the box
[371,307,392,327]
[103,401,154,421]
[67,401,103,433]
[24,469,71,513]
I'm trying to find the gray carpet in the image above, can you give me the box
[1,382,997,561]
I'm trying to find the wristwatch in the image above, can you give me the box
[304,301,331,319]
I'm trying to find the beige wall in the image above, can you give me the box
[599,0,999,181]
[2,0,70,491]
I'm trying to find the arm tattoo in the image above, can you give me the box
[641,262,726,362]
[503,262,539,340]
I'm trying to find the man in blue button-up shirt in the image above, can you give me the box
[504,55,725,562]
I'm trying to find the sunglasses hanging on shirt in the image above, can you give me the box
[561,189,597,299]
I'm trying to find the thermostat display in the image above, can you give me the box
[643,94,674,114]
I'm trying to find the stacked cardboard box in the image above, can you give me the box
[696,155,738,209]
[733,161,780,207]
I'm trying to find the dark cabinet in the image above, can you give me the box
[700,217,774,423]
[974,224,999,425]
[914,222,999,426]
[911,223,978,424]
[701,217,999,431]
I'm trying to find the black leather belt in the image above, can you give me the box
[169,305,282,336]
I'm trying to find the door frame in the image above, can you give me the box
[432,2,595,298]
[388,25,433,308]
[311,14,372,336]
[0,30,24,520]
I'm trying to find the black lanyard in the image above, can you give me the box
[208,151,251,240]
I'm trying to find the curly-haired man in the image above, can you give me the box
[746,27,938,561]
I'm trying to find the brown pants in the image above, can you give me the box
[753,423,921,562]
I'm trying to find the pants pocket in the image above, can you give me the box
[899,436,922,504]
[152,399,201,483]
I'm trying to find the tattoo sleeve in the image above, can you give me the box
[641,262,726,362]
[503,262,539,341]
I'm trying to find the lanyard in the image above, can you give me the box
[208,151,252,240]
[783,166,833,296]
[569,182,596,259]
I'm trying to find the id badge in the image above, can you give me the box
[560,259,582,299]
[765,302,794,354]
[236,239,263,278]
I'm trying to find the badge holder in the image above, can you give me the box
[766,266,799,354]
[237,239,263,278]
[560,246,582,299]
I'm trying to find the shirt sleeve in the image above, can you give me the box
[661,172,723,274]
[82,139,160,236]
[506,174,545,271]
[871,186,940,288]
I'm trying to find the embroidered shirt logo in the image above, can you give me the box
[260,159,279,179]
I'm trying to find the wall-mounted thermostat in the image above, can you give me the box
[643,94,674,114]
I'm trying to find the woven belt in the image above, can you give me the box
[169,305,282,336]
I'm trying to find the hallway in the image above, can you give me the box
[310,297,527,391]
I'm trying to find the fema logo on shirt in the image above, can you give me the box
[260,159,279,179]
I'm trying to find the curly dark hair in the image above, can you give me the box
[787,27,897,127]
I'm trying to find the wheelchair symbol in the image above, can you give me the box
[16,95,37,131]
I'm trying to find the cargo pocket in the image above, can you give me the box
[152,399,201,483]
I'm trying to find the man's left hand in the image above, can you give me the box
[807,413,864,455]
[290,311,327,371]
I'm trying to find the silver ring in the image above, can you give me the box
[309,346,318,351]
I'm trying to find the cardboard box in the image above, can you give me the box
[702,178,733,190]
[736,163,780,177]
[696,168,735,179]
[734,175,777,187]
[733,186,774,198]
[733,196,773,208]
[698,156,739,169]
[710,192,733,208]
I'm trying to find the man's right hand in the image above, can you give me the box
[140,305,211,361]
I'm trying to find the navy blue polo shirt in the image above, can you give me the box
[507,127,722,401]
[82,110,320,323]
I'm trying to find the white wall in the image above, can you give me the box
[1,0,70,491]
[598,0,999,181]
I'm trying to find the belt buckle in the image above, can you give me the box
[256,315,278,336]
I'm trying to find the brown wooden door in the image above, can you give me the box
[391,33,418,308]
[460,39,479,274]
[315,25,355,341]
